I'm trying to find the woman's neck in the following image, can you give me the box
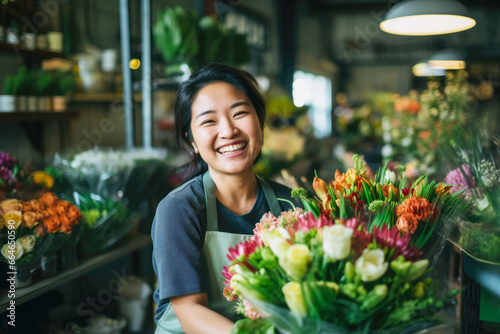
[209,168,258,216]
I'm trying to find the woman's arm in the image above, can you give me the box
[171,293,234,334]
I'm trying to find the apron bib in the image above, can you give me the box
[155,172,281,333]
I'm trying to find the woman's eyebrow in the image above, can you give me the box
[230,101,251,109]
[195,110,216,119]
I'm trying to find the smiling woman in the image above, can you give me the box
[151,64,302,334]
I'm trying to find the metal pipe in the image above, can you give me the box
[141,0,152,149]
[120,0,134,149]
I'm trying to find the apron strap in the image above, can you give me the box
[202,171,282,231]
[256,175,282,217]
[203,171,218,231]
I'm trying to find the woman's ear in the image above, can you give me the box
[191,142,199,154]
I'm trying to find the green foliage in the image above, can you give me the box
[153,6,251,75]
[231,318,275,334]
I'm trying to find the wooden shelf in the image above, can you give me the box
[0,111,80,122]
[0,42,64,59]
[72,93,142,103]
[0,235,152,313]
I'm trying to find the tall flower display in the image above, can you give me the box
[378,70,492,177]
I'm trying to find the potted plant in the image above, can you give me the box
[0,76,17,112]
[34,70,53,111]
[52,71,76,112]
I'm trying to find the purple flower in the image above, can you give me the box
[0,152,17,184]
[445,164,476,195]
[0,152,16,169]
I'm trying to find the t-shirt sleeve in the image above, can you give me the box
[152,192,207,301]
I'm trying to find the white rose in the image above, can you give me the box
[384,170,396,184]
[355,249,388,282]
[322,225,353,261]
[1,241,24,261]
[18,235,36,253]
[267,234,291,258]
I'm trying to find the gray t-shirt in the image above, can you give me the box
[151,174,301,323]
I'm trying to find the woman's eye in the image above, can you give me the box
[234,111,248,117]
[201,119,215,125]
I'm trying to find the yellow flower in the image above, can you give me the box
[282,282,307,316]
[31,171,54,189]
[279,244,313,281]
[2,211,22,230]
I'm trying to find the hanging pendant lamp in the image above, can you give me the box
[428,49,466,69]
[412,61,446,77]
[380,0,476,36]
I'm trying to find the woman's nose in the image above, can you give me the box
[219,118,239,138]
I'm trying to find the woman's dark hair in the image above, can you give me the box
[174,63,266,181]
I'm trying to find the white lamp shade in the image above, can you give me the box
[412,62,446,76]
[428,49,466,69]
[380,0,476,36]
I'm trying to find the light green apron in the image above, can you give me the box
[155,171,281,334]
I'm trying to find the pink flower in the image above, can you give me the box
[253,212,280,238]
[243,299,262,319]
[296,212,333,233]
[372,225,422,262]
[445,164,476,195]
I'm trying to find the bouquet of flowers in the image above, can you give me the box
[73,192,138,256]
[291,155,472,264]
[52,147,170,255]
[224,209,458,333]
[442,124,500,264]
[0,151,55,201]
[0,192,82,266]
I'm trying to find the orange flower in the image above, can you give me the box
[43,215,61,233]
[67,205,82,221]
[21,212,39,228]
[39,192,58,208]
[313,177,328,199]
[382,184,399,199]
[419,130,431,140]
[46,206,59,217]
[397,214,419,234]
[60,214,75,234]
[396,197,439,223]
[0,199,23,214]
[435,183,452,196]
[22,202,33,212]
[55,201,70,215]
[28,199,44,211]
[36,210,49,220]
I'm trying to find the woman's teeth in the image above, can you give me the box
[218,142,247,154]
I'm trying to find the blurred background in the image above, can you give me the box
[0,0,499,333]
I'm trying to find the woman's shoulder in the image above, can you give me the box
[156,174,205,213]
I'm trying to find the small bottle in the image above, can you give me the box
[0,4,5,43]
[6,20,20,45]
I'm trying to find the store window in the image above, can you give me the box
[292,71,332,138]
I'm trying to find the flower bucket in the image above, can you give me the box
[40,254,58,278]
[14,262,32,288]
[61,245,78,269]
[462,252,500,330]
[0,95,16,112]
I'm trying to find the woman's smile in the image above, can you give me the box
[216,141,248,155]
